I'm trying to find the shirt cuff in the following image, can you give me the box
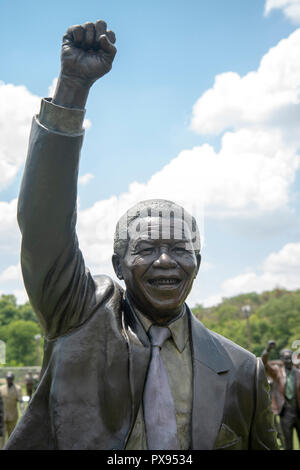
[38,98,86,135]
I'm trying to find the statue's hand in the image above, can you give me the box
[60,20,117,87]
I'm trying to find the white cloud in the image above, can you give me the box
[79,173,94,185]
[0,82,40,190]
[265,0,300,24]
[188,29,300,219]
[0,200,25,303]
[0,77,92,194]
[48,77,58,98]
[0,264,21,282]
[0,199,20,254]
[0,263,27,305]
[191,29,300,137]
[203,242,300,306]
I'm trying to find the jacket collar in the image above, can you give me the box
[188,308,232,449]
[123,299,233,450]
[188,308,231,373]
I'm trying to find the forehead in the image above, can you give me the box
[127,216,194,244]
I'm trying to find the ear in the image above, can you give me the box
[195,254,201,278]
[112,254,124,280]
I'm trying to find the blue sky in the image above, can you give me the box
[1,0,300,307]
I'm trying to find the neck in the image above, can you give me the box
[127,295,184,326]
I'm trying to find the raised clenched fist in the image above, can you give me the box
[60,20,117,87]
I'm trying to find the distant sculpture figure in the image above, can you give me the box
[266,372,285,449]
[0,392,3,449]
[0,372,22,443]
[262,341,300,449]
[25,371,34,400]
[4,19,278,450]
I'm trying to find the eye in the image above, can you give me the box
[173,246,186,253]
[138,247,154,256]
[173,246,194,255]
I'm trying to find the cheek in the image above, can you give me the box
[122,256,149,280]
[177,256,198,275]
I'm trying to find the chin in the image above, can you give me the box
[146,298,185,318]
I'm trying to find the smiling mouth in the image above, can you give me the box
[148,278,181,287]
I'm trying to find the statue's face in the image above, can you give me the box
[281,351,293,370]
[114,216,200,324]
[6,376,14,387]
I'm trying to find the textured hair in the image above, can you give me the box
[113,199,201,258]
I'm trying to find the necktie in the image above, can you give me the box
[285,370,295,401]
[143,325,179,450]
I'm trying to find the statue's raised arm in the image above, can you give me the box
[17,21,117,339]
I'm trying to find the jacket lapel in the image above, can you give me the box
[188,309,231,450]
[122,298,151,433]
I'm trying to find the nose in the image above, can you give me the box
[153,251,177,269]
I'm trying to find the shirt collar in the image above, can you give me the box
[132,304,189,353]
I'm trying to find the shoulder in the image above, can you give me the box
[189,311,257,376]
[92,274,124,305]
[210,328,256,363]
[211,329,260,381]
[191,311,256,362]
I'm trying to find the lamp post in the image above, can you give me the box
[241,305,252,352]
[34,334,41,366]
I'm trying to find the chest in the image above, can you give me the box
[1,386,18,403]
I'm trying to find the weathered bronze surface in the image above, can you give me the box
[4,20,278,450]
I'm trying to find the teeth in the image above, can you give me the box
[150,279,179,286]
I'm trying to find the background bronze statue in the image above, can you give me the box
[0,391,3,449]
[0,372,22,446]
[4,19,278,450]
[24,371,34,401]
[262,340,300,449]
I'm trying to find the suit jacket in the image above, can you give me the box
[5,113,278,450]
[261,352,300,416]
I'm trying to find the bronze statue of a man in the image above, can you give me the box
[5,20,278,450]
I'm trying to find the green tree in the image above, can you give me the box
[0,320,42,366]
[0,294,20,326]
[192,288,300,359]
[17,301,38,324]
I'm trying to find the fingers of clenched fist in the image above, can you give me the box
[64,20,116,52]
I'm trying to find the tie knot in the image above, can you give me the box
[148,325,171,348]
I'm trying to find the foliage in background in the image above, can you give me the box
[0,288,299,365]
[0,295,43,366]
[192,288,300,359]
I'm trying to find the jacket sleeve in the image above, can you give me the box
[249,358,279,450]
[17,100,99,340]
